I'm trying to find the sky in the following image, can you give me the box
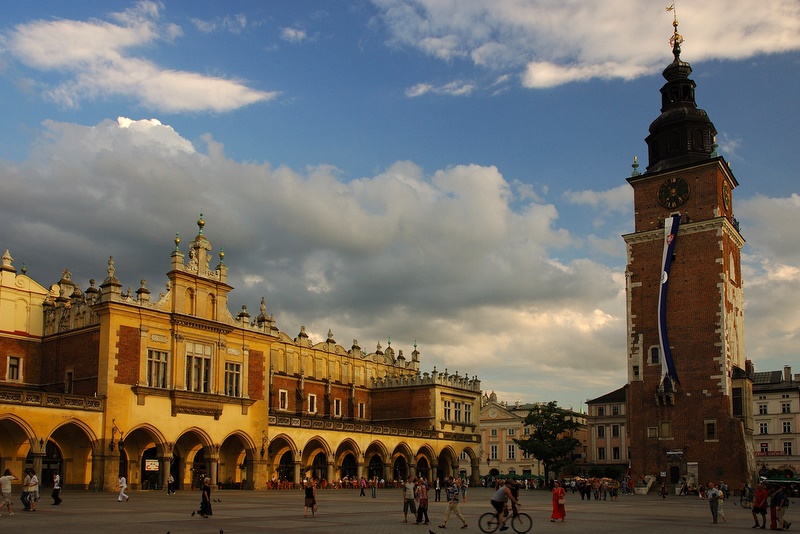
[1,1,799,411]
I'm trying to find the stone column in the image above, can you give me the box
[294,461,302,485]
[159,456,172,490]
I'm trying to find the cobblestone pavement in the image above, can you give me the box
[2,487,775,533]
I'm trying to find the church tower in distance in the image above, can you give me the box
[623,15,755,489]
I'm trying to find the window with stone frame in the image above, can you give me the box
[147,350,168,388]
[7,356,21,381]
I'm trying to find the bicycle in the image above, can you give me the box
[740,491,754,508]
[478,508,533,533]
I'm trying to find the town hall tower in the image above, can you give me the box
[624,18,755,488]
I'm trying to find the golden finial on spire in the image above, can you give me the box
[666,3,683,57]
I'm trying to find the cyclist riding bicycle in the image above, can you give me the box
[490,479,520,531]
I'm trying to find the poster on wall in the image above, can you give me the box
[145,459,159,472]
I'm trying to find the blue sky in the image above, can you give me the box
[1,1,799,410]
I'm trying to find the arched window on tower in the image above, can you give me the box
[185,288,195,315]
[693,129,704,150]
[667,131,680,154]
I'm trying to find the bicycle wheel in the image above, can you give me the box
[479,512,500,533]
[511,512,533,534]
[741,498,753,509]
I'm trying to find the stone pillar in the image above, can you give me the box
[356,461,364,480]
[409,462,416,479]
[209,458,218,487]
[383,462,390,484]
[31,453,45,482]
[470,457,481,487]
[159,456,172,490]
[327,461,334,484]
[294,461,302,485]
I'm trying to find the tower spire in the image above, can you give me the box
[643,5,717,174]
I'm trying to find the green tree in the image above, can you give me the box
[514,401,582,483]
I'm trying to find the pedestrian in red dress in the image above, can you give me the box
[551,480,566,522]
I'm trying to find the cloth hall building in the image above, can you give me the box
[0,217,482,492]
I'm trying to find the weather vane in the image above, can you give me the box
[666,3,683,52]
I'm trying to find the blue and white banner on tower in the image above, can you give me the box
[658,213,681,386]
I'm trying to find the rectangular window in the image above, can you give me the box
[783,421,792,434]
[782,403,791,414]
[733,387,743,416]
[64,370,73,394]
[760,443,769,453]
[612,424,620,438]
[523,427,530,436]
[308,394,317,414]
[490,445,498,460]
[784,442,793,455]
[507,445,516,460]
[464,403,472,424]
[613,447,621,460]
[705,420,717,441]
[508,428,515,436]
[185,342,212,393]
[760,422,769,434]
[224,362,241,397]
[460,451,468,461]
[334,398,342,417]
[490,428,498,438]
[279,389,288,410]
[633,365,640,379]
[598,447,606,460]
[147,350,168,388]
[597,426,605,438]
[7,356,20,381]
[759,404,768,415]
[597,407,605,416]
[455,402,462,423]
[660,421,671,438]
[443,400,452,421]
[647,427,658,438]
[612,405,620,416]
[358,402,365,419]
[650,346,660,364]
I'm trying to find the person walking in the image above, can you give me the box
[460,477,468,503]
[0,468,17,515]
[303,478,317,518]
[660,481,667,499]
[51,472,62,505]
[20,469,32,511]
[198,477,213,518]
[118,474,129,502]
[27,469,39,511]
[774,484,791,531]
[752,482,768,528]
[435,477,442,502]
[438,476,468,529]
[717,489,727,523]
[167,474,175,495]
[551,480,566,522]
[359,476,366,497]
[414,477,430,525]
[371,476,378,498]
[707,482,720,524]
[402,477,417,523]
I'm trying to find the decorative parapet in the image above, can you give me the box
[0,387,104,412]
[267,413,479,443]
[370,368,481,392]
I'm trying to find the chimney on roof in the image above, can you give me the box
[784,366,792,382]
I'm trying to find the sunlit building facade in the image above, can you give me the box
[0,218,482,491]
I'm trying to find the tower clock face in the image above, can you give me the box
[657,177,690,208]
